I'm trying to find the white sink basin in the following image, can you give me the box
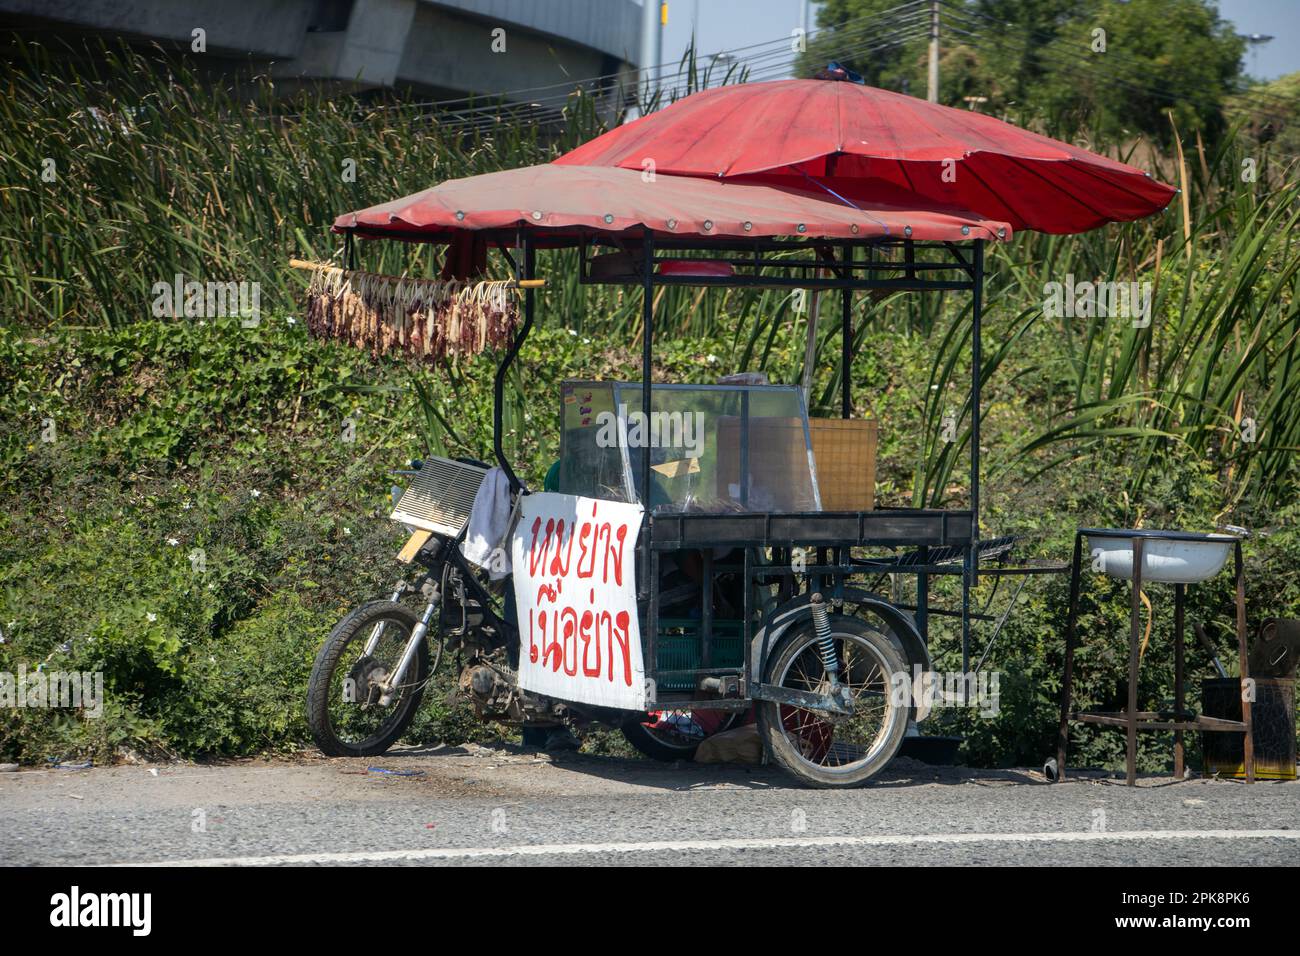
[1086,531,1236,584]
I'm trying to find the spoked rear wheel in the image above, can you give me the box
[756,614,908,788]
[306,600,431,757]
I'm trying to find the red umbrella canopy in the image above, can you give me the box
[555,79,1177,235]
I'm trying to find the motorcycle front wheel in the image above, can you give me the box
[306,600,430,757]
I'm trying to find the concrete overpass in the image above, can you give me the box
[0,0,642,107]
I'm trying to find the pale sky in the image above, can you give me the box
[1217,0,1300,81]
[654,0,1300,83]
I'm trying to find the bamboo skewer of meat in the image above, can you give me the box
[290,259,541,362]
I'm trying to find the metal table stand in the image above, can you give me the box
[1055,529,1254,786]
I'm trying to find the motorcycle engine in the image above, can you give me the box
[455,652,564,725]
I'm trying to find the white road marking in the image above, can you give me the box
[122,829,1300,866]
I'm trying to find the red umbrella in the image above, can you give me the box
[555,78,1176,234]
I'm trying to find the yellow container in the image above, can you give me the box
[1201,677,1297,780]
[808,417,877,512]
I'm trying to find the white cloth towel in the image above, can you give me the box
[460,466,514,580]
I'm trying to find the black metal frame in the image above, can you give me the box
[344,224,998,712]
[1055,528,1255,786]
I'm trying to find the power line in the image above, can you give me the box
[440,24,937,137]
[655,17,936,101]
[388,5,933,135]
[436,18,939,135]
[276,1,938,131]
[396,0,933,118]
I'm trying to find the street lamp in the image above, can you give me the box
[1240,32,1274,78]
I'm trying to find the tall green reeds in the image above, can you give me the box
[953,126,1300,513]
[2,38,1296,510]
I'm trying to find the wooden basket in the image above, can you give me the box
[715,416,818,511]
[715,416,877,512]
[809,418,877,512]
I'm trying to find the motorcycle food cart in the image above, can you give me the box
[302,77,1176,788]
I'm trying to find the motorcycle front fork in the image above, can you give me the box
[363,577,441,707]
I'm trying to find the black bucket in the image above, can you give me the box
[899,734,962,765]
[1201,677,1297,780]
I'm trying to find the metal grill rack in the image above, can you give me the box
[390,456,488,538]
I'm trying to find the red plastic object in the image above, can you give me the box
[657,259,735,277]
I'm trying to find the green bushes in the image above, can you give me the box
[0,315,741,763]
[2,312,1294,770]
[2,42,1297,771]
[0,317,401,761]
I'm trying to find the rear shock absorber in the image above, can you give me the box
[809,593,839,678]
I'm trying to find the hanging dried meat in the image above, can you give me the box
[301,263,517,363]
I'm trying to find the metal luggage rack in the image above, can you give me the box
[647,508,973,550]
[578,236,982,293]
[851,534,1070,576]
[850,534,1071,672]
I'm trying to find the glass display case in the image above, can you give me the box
[558,381,823,514]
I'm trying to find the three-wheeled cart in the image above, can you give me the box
[308,219,1045,787]
[303,77,1177,787]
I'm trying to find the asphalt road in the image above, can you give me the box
[2,746,1297,866]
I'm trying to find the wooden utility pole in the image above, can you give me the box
[927,0,939,103]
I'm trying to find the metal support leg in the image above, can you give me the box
[1174,582,1185,778]
[638,231,654,600]
[1126,536,1144,786]
[916,547,929,646]
[641,230,654,508]
[743,548,755,686]
[961,240,983,700]
[701,550,714,669]
[646,548,660,707]
[1056,532,1084,780]
[960,552,972,695]
[1235,542,1255,783]
[841,249,852,419]
[970,240,983,585]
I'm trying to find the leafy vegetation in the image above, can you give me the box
[805,0,1254,143]
[0,317,747,762]
[1,21,1297,772]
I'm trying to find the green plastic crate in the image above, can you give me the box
[653,618,744,691]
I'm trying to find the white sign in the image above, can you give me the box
[511,492,646,711]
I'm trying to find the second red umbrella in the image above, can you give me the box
[556,77,1176,235]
